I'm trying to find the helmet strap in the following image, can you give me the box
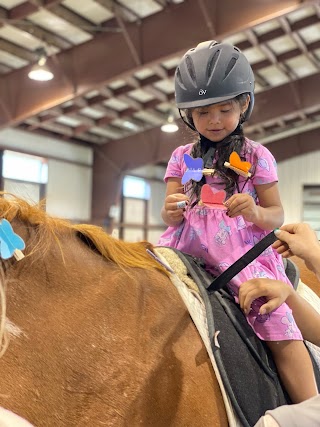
[199,134,218,168]
[178,109,196,131]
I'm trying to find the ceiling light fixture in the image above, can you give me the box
[28,47,54,82]
[161,111,179,133]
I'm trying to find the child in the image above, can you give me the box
[158,40,318,403]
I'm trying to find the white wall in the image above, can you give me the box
[0,128,93,221]
[0,128,92,165]
[148,180,166,226]
[4,179,41,204]
[46,159,92,221]
[278,150,320,224]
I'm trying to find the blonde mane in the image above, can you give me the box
[0,194,168,274]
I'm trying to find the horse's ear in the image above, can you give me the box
[76,231,101,255]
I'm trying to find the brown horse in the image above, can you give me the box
[0,195,228,427]
[0,195,318,427]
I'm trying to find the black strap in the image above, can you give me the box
[203,146,216,169]
[206,230,278,292]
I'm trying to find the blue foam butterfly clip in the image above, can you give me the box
[182,154,204,184]
[0,219,25,260]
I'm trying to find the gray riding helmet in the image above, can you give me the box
[175,40,255,122]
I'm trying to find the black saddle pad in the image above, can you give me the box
[165,248,320,427]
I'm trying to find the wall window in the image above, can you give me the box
[2,150,48,204]
[302,185,320,239]
[117,175,166,243]
[3,150,48,184]
[123,175,150,200]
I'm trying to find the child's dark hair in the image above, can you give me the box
[186,94,250,204]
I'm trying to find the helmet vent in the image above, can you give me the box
[175,68,186,90]
[207,49,220,80]
[185,55,197,87]
[224,56,238,80]
[209,40,218,49]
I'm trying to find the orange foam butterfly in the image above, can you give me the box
[224,152,252,178]
[200,184,227,209]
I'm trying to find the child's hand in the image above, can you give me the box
[163,193,189,225]
[239,278,293,315]
[225,193,258,222]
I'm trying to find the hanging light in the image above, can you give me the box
[28,47,54,81]
[161,111,179,133]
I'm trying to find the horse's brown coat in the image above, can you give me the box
[0,196,319,426]
[0,196,228,427]
[291,255,320,295]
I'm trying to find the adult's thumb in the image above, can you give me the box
[274,228,289,242]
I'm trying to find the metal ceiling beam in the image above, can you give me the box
[93,72,320,172]
[251,72,320,124]
[265,127,320,162]
[0,0,313,129]
[0,39,35,62]
[17,69,320,144]
[48,3,99,33]
[13,20,73,50]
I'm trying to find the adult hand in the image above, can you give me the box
[239,278,293,315]
[272,223,320,273]
[225,193,258,222]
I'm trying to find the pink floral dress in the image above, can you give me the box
[157,138,302,342]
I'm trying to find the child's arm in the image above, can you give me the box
[161,177,189,227]
[225,181,284,230]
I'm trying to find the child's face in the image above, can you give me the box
[191,98,248,142]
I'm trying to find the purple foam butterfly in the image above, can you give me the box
[182,154,204,184]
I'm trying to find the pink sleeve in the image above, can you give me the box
[164,144,193,182]
[251,143,278,186]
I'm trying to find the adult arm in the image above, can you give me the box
[0,408,34,427]
[254,395,320,427]
[272,223,320,279]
